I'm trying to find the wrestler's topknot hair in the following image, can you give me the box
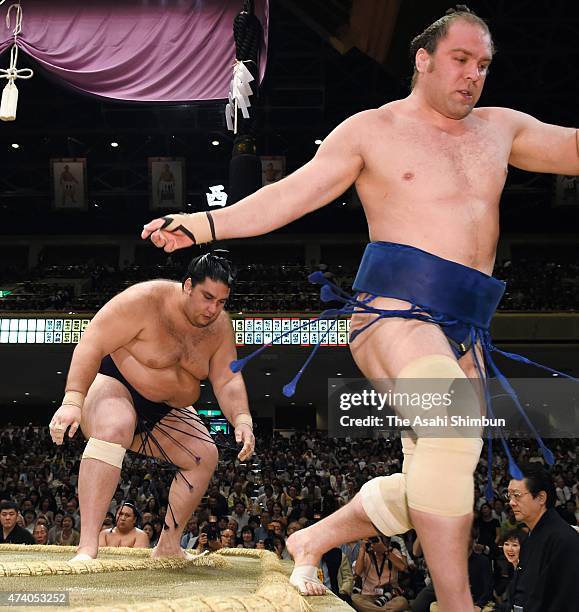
[183,250,236,289]
[409,5,494,89]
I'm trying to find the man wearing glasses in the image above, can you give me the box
[504,463,578,611]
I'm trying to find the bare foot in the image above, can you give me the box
[69,547,97,561]
[151,545,191,559]
[286,529,326,596]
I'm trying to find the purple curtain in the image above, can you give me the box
[0,0,268,102]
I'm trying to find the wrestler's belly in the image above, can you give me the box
[111,349,201,407]
[361,196,500,275]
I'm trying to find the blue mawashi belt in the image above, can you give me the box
[231,241,577,499]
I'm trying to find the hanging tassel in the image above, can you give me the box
[0,79,17,121]
[0,4,33,121]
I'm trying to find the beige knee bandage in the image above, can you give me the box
[360,473,412,536]
[407,436,483,516]
[82,437,126,469]
[396,354,483,517]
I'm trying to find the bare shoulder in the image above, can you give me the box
[474,106,530,130]
[93,280,175,323]
[213,310,234,342]
[331,107,394,140]
[110,280,175,308]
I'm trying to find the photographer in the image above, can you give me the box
[352,535,409,611]
[195,516,222,553]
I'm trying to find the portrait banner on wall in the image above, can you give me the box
[554,174,579,207]
[260,155,285,186]
[51,158,87,210]
[149,157,185,210]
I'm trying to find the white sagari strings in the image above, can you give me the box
[225,60,254,134]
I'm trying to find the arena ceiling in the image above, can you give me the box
[0,0,578,235]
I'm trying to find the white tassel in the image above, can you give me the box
[0,3,33,122]
[225,60,255,134]
[0,79,17,121]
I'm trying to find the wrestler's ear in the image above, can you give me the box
[415,48,430,74]
[183,277,193,295]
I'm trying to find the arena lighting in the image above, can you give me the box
[24,392,29,396]
[56,371,62,374]
[10,143,19,149]
[314,139,322,145]
[265,394,270,397]
[110,141,119,148]
[211,139,220,146]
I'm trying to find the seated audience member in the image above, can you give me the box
[237,525,255,549]
[503,463,579,611]
[230,501,250,534]
[476,502,500,556]
[102,512,115,529]
[23,509,37,533]
[272,534,290,560]
[271,501,287,527]
[494,529,527,608]
[255,484,275,510]
[254,512,272,542]
[352,535,408,611]
[180,516,199,549]
[98,502,149,549]
[47,511,64,544]
[141,522,155,548]
[54,514,80,546]
[220,528,237,549]
[0,501,35,544]
[196,518,222,553]
[227,482,251,511]
[150,519,163,547]
[286,521,302,537]
[320,547,355,605]
[32,523,49,545]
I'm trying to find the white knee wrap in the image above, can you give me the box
[82,437,126,469]
[406,436,483,516]
[396,354,483,517]
[360,473,412,536]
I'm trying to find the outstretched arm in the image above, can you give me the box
[504,108,579,175]
[142,113,366,251]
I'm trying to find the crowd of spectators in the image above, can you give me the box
[1,423,577,609]
[1,257,578,312]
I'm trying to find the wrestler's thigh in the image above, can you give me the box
[80,374,137,447]
[349,296,456,380]
[129,407,218,471]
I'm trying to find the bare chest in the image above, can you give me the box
[363,121,510,196]
[127,318,218,378]
[106,530,136,547]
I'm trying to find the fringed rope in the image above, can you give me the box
[1,547,314,612]
[0,546,228,577]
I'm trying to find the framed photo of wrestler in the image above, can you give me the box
[51,158,87,211]
[149,157,185,211]
[260,155,285,186]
